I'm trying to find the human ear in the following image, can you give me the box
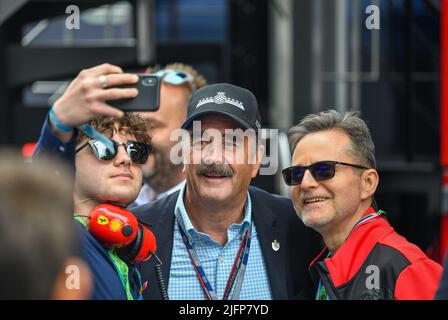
[360,169,379,200]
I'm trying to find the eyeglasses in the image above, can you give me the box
[282,160,369,186]
[76,139,151,165]
[154,69,196,90]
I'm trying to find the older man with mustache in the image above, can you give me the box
[132,83,321,300]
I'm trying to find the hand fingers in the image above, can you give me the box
[98,73,139,88]
[93,88,139,101]
[84,63,123,77]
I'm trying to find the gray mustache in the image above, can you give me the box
[197,164,233,177]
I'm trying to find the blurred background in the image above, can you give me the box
[0,0,446,262]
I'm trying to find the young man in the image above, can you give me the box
[34,62,207,207]
[133,83,322,300]
[284,110,443,300]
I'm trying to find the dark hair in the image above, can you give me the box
[145,62,207,92]
[0,150,77,299]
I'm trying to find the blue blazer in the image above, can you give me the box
[132,185,322,300]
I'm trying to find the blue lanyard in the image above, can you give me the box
[177,217,252,300]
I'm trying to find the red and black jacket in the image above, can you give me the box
[309,207,443,300]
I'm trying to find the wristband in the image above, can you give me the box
[49,107,73,132]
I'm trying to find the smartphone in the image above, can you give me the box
[107,74,160,112]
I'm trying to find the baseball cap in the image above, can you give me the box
[181,83,262,131]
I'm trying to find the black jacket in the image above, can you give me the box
[132,185,322,300]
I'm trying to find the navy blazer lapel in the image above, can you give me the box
[250,189,289,300]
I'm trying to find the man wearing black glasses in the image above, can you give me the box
[283,110,443,300]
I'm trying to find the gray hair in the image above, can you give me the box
[288,110,376,169]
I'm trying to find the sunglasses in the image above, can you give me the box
[154,69,196,90]
[282,161,369,186]
[76,139,151,165]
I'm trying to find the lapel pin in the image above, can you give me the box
[272,239,280,252]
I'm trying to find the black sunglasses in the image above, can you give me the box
[76,139,151,165]
[282,160,369,186]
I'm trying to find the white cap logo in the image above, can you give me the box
[196,92,245,110]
